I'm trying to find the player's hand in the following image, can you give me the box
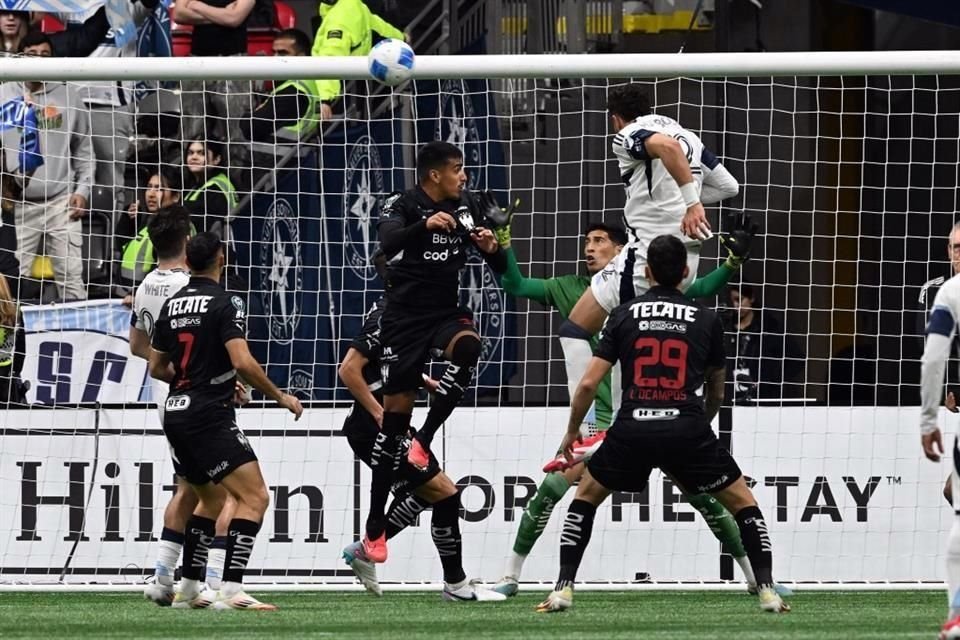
[922,428,944,462]
[719,210,758,269]
[560,430,583,463]
[278,393,304,421]
[67,193,88,220]
[948,392,958,413]
[422,373,440,394]
[479,192,520,250]
[680,202,710,240]
[472,227,498,253]
[233,381,251,406]
[426,211,457,232]
[373,408,383,429]
[320,102,333,120]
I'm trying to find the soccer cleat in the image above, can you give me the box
[362,532,388,564]
[940,615,960,639]
[535,586,573,613]
[143,582,174,607]
[491,575,519,597]
[748,582,793,597]
[407,438,431,470]
[211,590,277,611]
[757,585,791,613]
[442,579,507,602]
[342,540,382,597]
[171,586,217,609]
[542,431,606,473]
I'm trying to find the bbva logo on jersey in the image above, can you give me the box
[343,136,385,281]
[260,198,303,345]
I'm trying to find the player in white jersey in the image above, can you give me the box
[919,271,960,640]
[131,206,238,606]
[558,83,740,414]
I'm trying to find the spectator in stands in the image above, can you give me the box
[0,31,94,302]
[241,29,320,143]
[182,137,237,236]
[117,167,184,297]
[725,283,805,403]
[0,144,20,300]
[0,272,26,406]
[1,8,110,57]
[311,0,406,120]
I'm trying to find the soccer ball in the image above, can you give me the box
[368,39,415,87]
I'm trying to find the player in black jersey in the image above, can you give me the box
[337,253,506,601]
[150,232,303,610]
[536,234,789,615]
[364,141,507,562]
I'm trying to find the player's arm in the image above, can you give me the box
[129,326,151,361]
[686,211,758,298]
[500,246,550,304]
[640,132,709,240]
[224,338,302,419]
[920,298,956,461]
[148,349,175,383]
[148,310,176,382]
[338,347,383,427]
[699,148,740,205]
[566,357,612,436]
[378,196,449,255]
[703,366,726,423]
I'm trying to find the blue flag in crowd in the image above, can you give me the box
[0,97,44,174]
[0,0,136,47]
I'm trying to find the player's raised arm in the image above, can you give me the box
[641,133,710,241]
[700,148,740,205]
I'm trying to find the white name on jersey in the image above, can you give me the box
[630,300,698,322]
[134,269,190,338]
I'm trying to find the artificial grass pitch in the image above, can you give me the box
[0,590,941,639]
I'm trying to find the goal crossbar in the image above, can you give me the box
[2,50,960,82]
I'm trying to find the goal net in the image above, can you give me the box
[0,53,955,588]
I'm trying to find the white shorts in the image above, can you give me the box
[590,241,701,313]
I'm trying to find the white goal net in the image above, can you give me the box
[0,53,957,587]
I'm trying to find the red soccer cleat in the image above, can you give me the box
[362,532,388,564]
[407,438,431,470]
[542,431,607,473]
[940,615,960,640]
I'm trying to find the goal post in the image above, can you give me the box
[1,51,958,589]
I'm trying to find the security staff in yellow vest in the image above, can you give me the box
[182,137,238,236]
[0,273,26,406]
[241,29,320,144]
[119,168,183,288]
[311,0,406,120]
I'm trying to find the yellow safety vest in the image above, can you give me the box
[0,325,12,367]
[121,223,197,284]
[185,173,239,211]
[273,79,319,141]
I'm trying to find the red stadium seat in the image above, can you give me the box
[274,1,296,29]
[39,14,66,34]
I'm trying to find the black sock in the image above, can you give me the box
[181,515,216,581]
[417,337,480,447]
[556,499,597,591]
[222,518,261,585]
[735,505,774,587]
[385,493,430,540]
[366,412,409,539]
[431,492,466,585]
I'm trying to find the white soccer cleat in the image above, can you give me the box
[342,540,382,597]
[211,590,277,611]
[491,575,519,597]
[535,586,573,613]
[171,586,217,609]
[757,585,791,613]
[442,579,507,602]
[143,582,174,607]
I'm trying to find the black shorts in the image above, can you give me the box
[343,403,441,496]
[379,306,475,394]
[163,400,258,485]
[587,415,741,494]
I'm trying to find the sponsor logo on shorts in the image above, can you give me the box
[343,137,385,281]
[207,460,230,478]
[697,475,730,492]
[260,198,303,345]
[435,80,484,190]
[165,395,191,412]
[459,250,505,378]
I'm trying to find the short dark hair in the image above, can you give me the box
[149,166,181,192]
[607,84,652,122]
[416,141,463,182]
[585,222,628,247]
[371,249,387,281]
[646,235,687,287]
[186,232,223,273]
[275,28,311,54]
[148,206,192,260]
[18,30,53,54]
[731,283,755,301]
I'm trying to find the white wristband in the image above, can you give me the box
[679,182,700,208]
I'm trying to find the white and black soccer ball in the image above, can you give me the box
[367,39,415,87]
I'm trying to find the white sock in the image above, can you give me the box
[506,551,526,580]
[735,554,757,590]
[947,516,960,618]
[221,580,243,598]
[559,335,593,399]
[154,540,182,587]
[180,577,201,596]
[446,577,469,590]
[206,547,226,590]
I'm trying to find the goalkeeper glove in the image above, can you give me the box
[719,210,758,269]
[470,191,520,250]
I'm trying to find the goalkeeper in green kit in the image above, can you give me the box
[489,206,776,596]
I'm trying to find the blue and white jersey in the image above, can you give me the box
[920,273,960,433]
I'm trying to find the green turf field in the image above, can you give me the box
[0,590,941,639]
